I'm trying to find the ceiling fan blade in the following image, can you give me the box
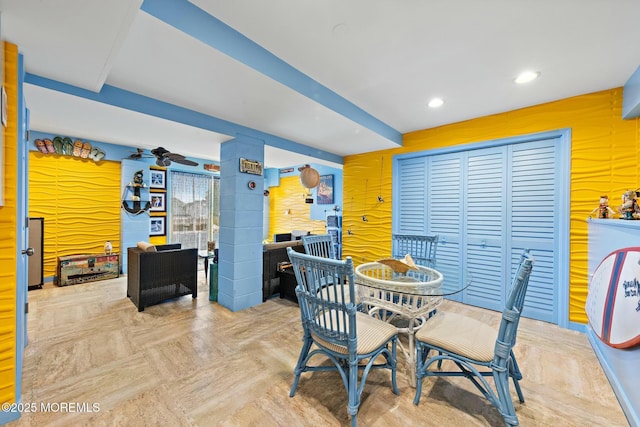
[165,152,199,166]
[172,157,199,166]
[156,158,171,167]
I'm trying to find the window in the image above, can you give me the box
[169,171,219,251]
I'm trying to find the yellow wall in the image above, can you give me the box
[343,88,640,324]
[29,153,121,278]
[269,175,326,240]
[0,41,19,406]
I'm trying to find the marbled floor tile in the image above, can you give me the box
[27,327,137,391]
[10,274,628,427]
[84,386,193,427]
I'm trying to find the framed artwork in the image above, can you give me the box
[317,174,334,204]
[149,216,166,236]
[150,193,166,212]
[150,169,166,189]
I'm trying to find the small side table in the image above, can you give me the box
[277,268,298,303]
[198,250,217,280]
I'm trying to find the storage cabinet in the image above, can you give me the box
[57,253,120,286]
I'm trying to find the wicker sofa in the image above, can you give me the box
[127,243,198,311]
[262,240,305,301]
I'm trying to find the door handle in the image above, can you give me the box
[22,247,34,256]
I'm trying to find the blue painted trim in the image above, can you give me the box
[623,65,640,119]
[566,321,587,333]
[25,74,343,165]
[0,411,20,425]
[394,129,569,161]
[140,0,401,145]
[587,327,640,427]
[393,129,572,328]
[13,53,28,422]
[556,128,572,328]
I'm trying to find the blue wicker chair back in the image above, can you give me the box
[286,247,398,427]
[392,234,438,267]
[302,234,337,259]
[414,249,535,426]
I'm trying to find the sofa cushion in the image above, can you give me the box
[137,241,157,252]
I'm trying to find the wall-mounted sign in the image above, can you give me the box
[239,158,263,175]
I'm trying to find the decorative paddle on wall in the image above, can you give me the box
[151,147,199,167]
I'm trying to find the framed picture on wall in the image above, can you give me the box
[150,216,166,236]
[317,174,334,204]
[150,193,166,212]
[150,169,166,189]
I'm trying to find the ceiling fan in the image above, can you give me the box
[125,148,153,160]
[150,147,199,167]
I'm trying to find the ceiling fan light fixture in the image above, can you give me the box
[514,71,540,84]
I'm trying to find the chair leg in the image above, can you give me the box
[290,335,313,397]
[509,351,525,403]
[390,338,399,395]
[492,368,519,426]
[347,356,360,426]
[413,342,425,405]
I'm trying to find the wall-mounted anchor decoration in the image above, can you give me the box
[122,170,151,215]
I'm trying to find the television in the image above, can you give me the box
[274,233,292,242]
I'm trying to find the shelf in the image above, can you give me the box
[121,200,151,214]
[122,180,150,214]
[587,218,640,230]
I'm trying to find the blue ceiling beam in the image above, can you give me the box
[25,73,344,165]
[140,0,402,145]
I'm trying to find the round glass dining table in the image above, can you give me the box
[354,263,472,387]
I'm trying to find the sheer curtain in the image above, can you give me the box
[169,171,219,250]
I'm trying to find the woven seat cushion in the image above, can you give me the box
[313,311,397,355]
[415,311,497,362]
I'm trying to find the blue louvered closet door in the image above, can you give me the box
[396,137,560,324]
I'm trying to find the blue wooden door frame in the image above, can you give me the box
[392,129,571,328]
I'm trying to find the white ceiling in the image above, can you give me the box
[1,0,640,168]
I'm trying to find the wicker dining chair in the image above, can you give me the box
[302,234,337,259]
[413,249,535,426]
[392,234,439,267]
[287,247,398,427]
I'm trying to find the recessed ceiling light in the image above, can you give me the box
[514,71,540,84]
[427,98,444,108]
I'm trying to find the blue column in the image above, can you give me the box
[218,135,264,311]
